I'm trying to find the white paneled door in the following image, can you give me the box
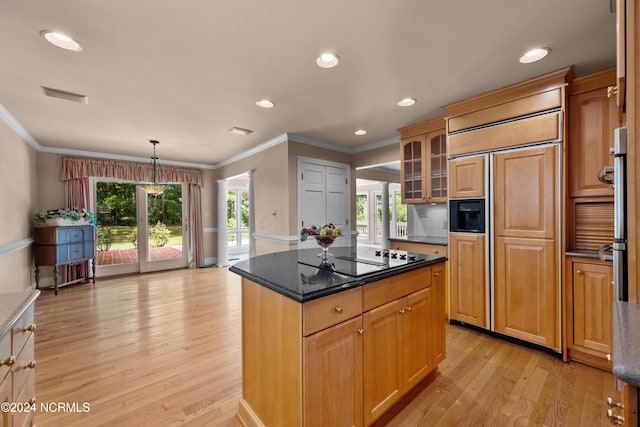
[298,157,350,249]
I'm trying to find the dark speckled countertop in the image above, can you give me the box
[229,246,445,302]
[612,301,640,387]
[388,235,448,246]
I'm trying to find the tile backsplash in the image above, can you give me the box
[407,203,448,238]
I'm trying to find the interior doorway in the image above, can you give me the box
[226,174,250,261]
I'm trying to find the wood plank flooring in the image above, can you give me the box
[33,268,616,426]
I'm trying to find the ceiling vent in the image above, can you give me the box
[42,87,88,104]
[227,127,253,136]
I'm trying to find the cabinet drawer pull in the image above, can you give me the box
[334,306,343,313]
[608,85,618,98]
[357,328,364,335]
[606,353,612,362]
[0,356,15,366]
[607,408,624,424]
[434,250,439,254]
[20,323,36,333]
[20,360,37,370]
[606,397,624,409]
[399,309,405,314]
[433,272,440,277]
[406,306,412,312]
[576,270,583,274]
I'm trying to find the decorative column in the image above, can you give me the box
[248,169,256,258]
[381,182,390,250]
[217,179,229,267]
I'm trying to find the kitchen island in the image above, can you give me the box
[230,246,446,427]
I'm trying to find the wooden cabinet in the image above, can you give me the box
[0,293,38,427]
[431,262,446,364]
[493,144,559,349]
[427,130,447,201]
[401,135,426,203]
[568,69,619,198]
[493,145,557,239]
[362,287,432,425]
[239,262,446,427]
[607,382,639,426]
[304,316,363,427]
[449,155,485,198]
[565,257,613,370]
[388,241,446,257]
[494,237,558,348]
[33,225,95,294]
[449,232,486,328]
[399,117,447,204]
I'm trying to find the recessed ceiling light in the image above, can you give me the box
[40,30,83,51]
[354,129,367,136]
[228,127,253,136]
[519,47,550,64]
[397,98,417,107]
[316,52,340,68]
[255,99,275,108]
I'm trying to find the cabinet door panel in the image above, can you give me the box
[449,155,485,198]
[569,87,617,197]
[363,299,403,425]
[0,371,10,427]
[401,288,432,391]
[494,145,557,239]
[304,316,363,427]
[449,233,486,327]
[431,262,446,364]
[573,262,613,354]
[494,237,558,348]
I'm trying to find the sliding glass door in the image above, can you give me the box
[95,180,187,276]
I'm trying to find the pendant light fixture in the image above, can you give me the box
[141,140,169,196]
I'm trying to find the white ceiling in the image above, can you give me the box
[0,1,616,167]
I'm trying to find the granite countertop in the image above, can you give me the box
[229,246,445,303]
[0,289,40,340]
[612,301,640,387]
[389,235,448,246]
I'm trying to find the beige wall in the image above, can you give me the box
[217,142,292,255]
[0,120,38,293]
[350,143,399,170]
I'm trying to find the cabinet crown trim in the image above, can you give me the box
[444,67,574,118]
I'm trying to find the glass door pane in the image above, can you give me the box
[139,185,187,272]
[95,181,138,268]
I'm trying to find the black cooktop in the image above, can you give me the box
[297,248,422,278]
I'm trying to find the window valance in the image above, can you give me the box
[61,155,203,187]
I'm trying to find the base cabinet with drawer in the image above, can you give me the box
[0,291,39,427]
[238,263,446,427]
[33,225,95,294]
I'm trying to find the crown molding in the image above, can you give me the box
[1,104,399,170]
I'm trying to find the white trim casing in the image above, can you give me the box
[0,238,33,258]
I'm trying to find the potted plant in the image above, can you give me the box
[34,208,97,226]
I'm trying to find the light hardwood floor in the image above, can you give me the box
[33,268,616,426]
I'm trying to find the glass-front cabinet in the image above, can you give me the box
[428,130,447,201]
[399,117,447,204]
[401,135,426,202]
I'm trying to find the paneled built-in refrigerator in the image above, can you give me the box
[449,142,562,351]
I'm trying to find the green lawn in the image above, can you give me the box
[98,225,183,250]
